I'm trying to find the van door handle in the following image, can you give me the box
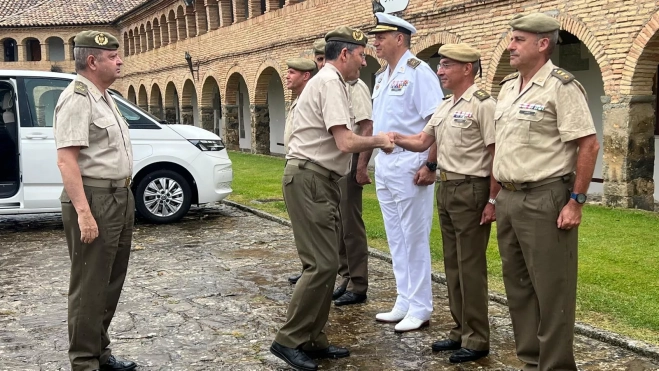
[26,134,47,139]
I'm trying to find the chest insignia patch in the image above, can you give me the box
[452,111,473,119]
[390,80,409,92]
[519,103,545,111]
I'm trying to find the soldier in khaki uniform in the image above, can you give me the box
[270,26,394,371]
[54,31,137,371]
[391,43,497,364]
[283,58,316,154]
[494,13,600,371]
[313,38,326,68]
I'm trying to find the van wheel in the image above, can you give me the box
[135,170,192,224]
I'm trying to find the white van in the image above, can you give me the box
[0,70,233,223]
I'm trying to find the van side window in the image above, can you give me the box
[22,78,70,127]
[113,97,161,130]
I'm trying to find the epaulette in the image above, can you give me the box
[473,89,490,101]
[406,58,421,69]
[499,72,519,85]
[74,81,88,96]
[443,94,453,101]
[550,68,575,84]
[375,64,387,76]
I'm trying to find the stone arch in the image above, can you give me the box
[68,36,75,60]
[164,80,180,124]
[181,79,199,126]
[160,14,169,46]
[254,60,286,154]
[152,18,161,48]
[149,83,164,119]
[128,30,135,55]
[1,38,18,62]
[621,11,659,95]
[45,36,65,62]
[21,37,42,61]
[139,24,147,53]
[133,27,141,54]
[168,10,178,43]
[200,74,223,134]
[127,85,137,104]
[138,84,149,112]
[177,6,187,40]
[225,68,250,150]
[411,32,461,59]
[146,21,154,51]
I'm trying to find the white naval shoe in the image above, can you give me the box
[394,315,430,333]
[375,308,407,323]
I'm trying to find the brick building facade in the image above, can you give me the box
[2,0,659,209]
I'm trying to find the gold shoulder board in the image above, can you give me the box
[74,81,88,96]
[443,94,453,101]
[499,72,519,86]
[473,89,490,101]
[407,58,421,69]
[550,68,575,84]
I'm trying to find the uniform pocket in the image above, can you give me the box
[450,118,476,147]
[513,111,543,144]
[91,117,119,149]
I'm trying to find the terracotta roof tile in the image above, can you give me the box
[0,0,150,27]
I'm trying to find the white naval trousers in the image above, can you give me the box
[375,150,434,321]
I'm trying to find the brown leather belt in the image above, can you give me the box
[82,176,132,188]
[439,170,488,182]
[498,174,573,192]
[286,159,342,181]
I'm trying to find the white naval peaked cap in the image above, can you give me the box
[369,12,417,35]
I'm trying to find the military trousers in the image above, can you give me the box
[337,153,369,295]
[496,179,578,371]
[275,164,341,350]
[437,177,490,352]
[61,185,135,371]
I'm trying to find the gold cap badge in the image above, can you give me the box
[94,33,108,46]
[352,30,364,41]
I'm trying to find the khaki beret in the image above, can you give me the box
[313,39,326,55]
[509,13,560,33]
[286,58,317,72]
[325,26,367,47]
[74,30,119,50]
[438,43,481,63]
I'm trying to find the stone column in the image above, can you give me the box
[602,95,655,210]
[18,44,26,62]
[223,104,240,150]
[251,104,270,154]
[40,43,47,61]
[181,105,194,125]
[165,107,178,124]
[160,23,169,46]
[200,107,214,132]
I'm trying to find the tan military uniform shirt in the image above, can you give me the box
[348,79,372,135]
[283,97,298,153]
[423,84,496,177]
[493,60,596,183]
[286,63,354,175]
[54,75,133,180]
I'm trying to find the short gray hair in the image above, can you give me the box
[537,30,559,56]
[325,41,360,61]
[74,47,104,72]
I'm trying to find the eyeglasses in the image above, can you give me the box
[437,62,457,71]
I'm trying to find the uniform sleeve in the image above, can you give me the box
[53,91,92,149]
[556,82,596,142]
[422,106,444,137]
[477,98,497,147]
[320,79,352,132]
[413,64,443,119]
[351,80,372,123]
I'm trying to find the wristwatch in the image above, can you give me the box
[426,162,437,171]
[488,198,496,205]
[570,192,587,204]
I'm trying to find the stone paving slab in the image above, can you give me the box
[0,204,658,371]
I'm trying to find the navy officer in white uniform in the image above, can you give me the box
[370,12,444,332]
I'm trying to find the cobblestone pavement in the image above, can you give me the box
[1,204,658,371]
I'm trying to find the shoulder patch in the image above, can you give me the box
[375,64,387,76]
[74,81,88,96]
[550,68,575,84]
[473,89,490,101]
[443,94,453,101]
[406,58,421,69]
[499,72,519,86]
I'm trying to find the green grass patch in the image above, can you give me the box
[226,150,659,344]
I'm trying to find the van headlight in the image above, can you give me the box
[188,139,225,151]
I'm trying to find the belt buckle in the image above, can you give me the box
[439,172,448,182]
[125,177,132,187]
[502,182,517,191]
